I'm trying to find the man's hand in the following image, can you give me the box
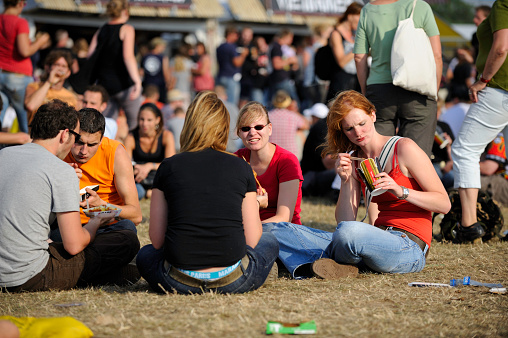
[79,188,106,209]
[69,163,82,179]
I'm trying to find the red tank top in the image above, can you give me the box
[359,139,432,246]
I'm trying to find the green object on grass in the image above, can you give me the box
[266,320,316,334]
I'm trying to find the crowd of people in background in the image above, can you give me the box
[1,0,507,298]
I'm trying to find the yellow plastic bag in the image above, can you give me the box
[0,316,93,338]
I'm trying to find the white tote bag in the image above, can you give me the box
[391,0,437,100]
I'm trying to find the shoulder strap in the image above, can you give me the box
[410,0,417,19]
[360,136,402,222]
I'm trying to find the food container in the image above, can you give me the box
[83,203,121,217]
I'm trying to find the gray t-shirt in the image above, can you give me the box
[0,143,80,287]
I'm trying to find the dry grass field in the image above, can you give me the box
[1,197,507,337]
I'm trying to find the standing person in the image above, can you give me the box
[471,5,491,62]
[451,0,508,242]
[235,101,304,225]
[269,29,299,108]
[354,0,442,157]
[216,26,249,107]
[264,91,450,279]
[0,0,50,133]
[326,2,363,102]
[87,0,142,131]
[169,43,193,108]
[24,50,77,123]
[0,100,139,292]
[135,91,279,294]
[140,37,171,104]
[125,103,175,199]
[191,42,214,93]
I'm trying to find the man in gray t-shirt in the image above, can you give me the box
[0,100,130,291]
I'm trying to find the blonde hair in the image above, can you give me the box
[180,91,230,153]
[321,90,376,158]
[106,0,128,18]
[235,101,271,136]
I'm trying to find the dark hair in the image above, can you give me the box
[77,108,106,137]
[143,84,160,98]
[339,2,363,24]
[225,25,238,38]
[3,0,21,8]
[138,103,164,135]
[30,100,78,140]
[85,84,109,104]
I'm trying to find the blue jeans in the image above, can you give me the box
[0,70,33,133]
[136,183,146,200]
[264,221,427,279]
[136,232,279,294]
[433,163,454,190]
[50,219,137,242]
[452,87,508,189]
[216,76,240,107]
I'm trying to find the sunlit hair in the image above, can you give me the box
[321,90,376,158]
[106,0,129,18]
[236,101,271,136]
[180,91,230,153]
[338,2,363,24]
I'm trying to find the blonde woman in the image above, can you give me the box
[125,103,175,199]
[136,91,278,294]
[87,0,142,130]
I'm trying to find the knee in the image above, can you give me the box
[333,221,369,246]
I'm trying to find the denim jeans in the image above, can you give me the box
[264,221,427,279]
[452,87,508,189]
[136,232,279,294]
[0,70,33,133]
[216,76,240,107]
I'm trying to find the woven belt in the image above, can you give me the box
[377,225,429,258]
[164,255,249,289]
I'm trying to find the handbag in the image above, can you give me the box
[391,0,437,100]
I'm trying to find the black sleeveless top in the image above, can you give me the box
[132,129,165,164]
[95,24,134,95]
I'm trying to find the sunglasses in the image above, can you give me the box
[68,129,81,143]
[240,124,268,132]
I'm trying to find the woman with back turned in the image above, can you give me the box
[136,91,278,294]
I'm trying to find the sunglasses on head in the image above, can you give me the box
[240,124,268,132]
[68,129,81,143]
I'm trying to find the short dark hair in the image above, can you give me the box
[77,108,106,137]
[85,84,109,104]
[3,0,21,9]
[30,100,78,140]
[44,49,73,69]
[225,25,238,38]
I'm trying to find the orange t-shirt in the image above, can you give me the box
[64,137,124,224]
[26,82,77,122]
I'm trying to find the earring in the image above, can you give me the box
[156,124,160,130]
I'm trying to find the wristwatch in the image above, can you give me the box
[398,186,409,200]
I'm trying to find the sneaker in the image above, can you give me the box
[311,258,358,280]
[262,262,278,287]
[455,222,486,243]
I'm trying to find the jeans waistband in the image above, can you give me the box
[164,255,249,289]
[377,226,429,258]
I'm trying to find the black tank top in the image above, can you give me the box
[132,129,165,163]
[95,24,134,95]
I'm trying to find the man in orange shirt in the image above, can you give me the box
[50,108,141,284]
